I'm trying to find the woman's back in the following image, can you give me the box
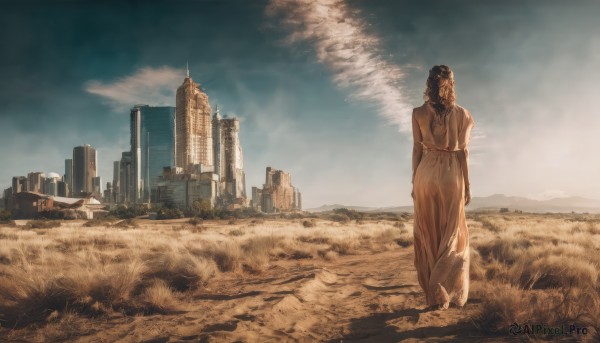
[412,102,474,152]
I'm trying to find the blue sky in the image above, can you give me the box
[1,0,599,208]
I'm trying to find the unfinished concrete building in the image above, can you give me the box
[256,167,301,213]
[156,167,219,209]
[251,186,262,211]
[27,172,45,194]
[175,66,213,171]
[212,106,247,208]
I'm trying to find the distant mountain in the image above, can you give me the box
[307,194,600,214]
[306,204,378,213]
[467,194,600,213]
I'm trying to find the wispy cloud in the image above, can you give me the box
[85,66,184,111]
[266,0,412,132]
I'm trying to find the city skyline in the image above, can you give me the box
[1,1,599,208]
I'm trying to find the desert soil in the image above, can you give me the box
[11,247,504,342]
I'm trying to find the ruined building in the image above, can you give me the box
[175,66,213,171]
[27,172,45,194]
[212,106,247,207]
[253,167,301,213]
[157,166,219,209]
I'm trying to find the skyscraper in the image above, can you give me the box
[72,144,97,196]
[65,159,73,196]
[112,160,120,203]
[119,151,132,203]
[131,105,176,203]
[212,105,222,188]
[92,176,102,196]
[44,173,61,196]
[130,107,143,202]
[218,116,247,204]
[175,66,213,170]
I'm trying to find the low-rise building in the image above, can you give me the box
[254,167,302,213]
[156,166,219,209]
[12,192,105,219]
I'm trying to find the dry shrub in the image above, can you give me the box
[571,225,584,234]
[297,235,331,245]
[242,235,283,255]
[50,236,129,253]
[512,255,598,289]
[476,237,532,265]
[0,246,12,265]
[112,219,137,228]
[329,214,350,224]
[0,259,146,327]
[587,223,600,235]
[394,236,413,248]
[302,220,316,228]
[83,219,115,227]
[484,258,510,281]
[290,249,313,259]
[0,231,18,240]
[474,283,560,333]
[393,221,405,229]
[141,252,216,292]
[140,279,182,314]
[475,216,502,233]
[175,223,205,233]
[205,242,243,272]
[188,217,203,226]
[228,228,244,236]
[474,283,599,339]
[374,228,398,243]
[318,250,338,261]
[26,220,61,229]
[329,238,358,255]
[469,248,486,281]
[239,236,287,272]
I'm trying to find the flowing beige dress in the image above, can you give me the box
[412,102,475,308]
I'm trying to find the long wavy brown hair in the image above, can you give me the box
[424,65,456,114]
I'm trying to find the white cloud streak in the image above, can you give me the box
[85,66,184,110]
[266,0,412,132]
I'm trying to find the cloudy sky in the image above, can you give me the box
[1,0,599,208]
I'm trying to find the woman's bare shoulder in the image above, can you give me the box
[454,104,475,126]
[413,103,430,117]
[454,104,470,114]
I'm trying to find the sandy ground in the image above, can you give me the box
[7,247,502,342]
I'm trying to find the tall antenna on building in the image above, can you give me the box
[186,61,190,78]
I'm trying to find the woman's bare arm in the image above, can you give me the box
[458,147,471,205]
[412,110,423,187]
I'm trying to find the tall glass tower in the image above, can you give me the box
[131,105,176,203]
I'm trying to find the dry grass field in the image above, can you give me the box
[0,212,598,342]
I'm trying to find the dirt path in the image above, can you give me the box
[9,247,503,342]
[103,248,492,342]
